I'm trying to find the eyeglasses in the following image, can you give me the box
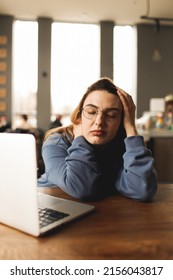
[82,106,121,122]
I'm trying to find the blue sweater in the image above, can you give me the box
[38,133,158,201]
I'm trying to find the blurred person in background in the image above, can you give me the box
[49,114,63,129]
[0,114,11,132]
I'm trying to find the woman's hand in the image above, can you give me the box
[73,123,83,138]
[117,87,138,137]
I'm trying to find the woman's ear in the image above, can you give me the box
[76,111,82,124]
[73,116,81,125]
[76,118,82,124]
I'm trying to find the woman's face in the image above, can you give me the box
[81,90,123,146]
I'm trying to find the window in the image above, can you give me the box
[12,21,137,128]
[51,23,100,124]
[113,26,137,104]
[12,20,38,127]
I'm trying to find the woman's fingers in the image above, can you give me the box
[117,87,135,110]
[116,87,137,136]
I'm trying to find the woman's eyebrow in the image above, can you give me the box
[84,104,121,112]
[106,107,121,113]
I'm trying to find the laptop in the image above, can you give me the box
[0,133,95,236]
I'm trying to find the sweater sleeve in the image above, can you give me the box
[115,136,158,201]
[38,134,101,199]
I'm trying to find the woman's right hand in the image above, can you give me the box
[73,123,83,138]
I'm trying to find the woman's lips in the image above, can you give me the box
[91,130,105,136]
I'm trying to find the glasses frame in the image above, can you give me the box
[81,106,121,122]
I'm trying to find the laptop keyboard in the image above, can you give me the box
[39,207,70,228]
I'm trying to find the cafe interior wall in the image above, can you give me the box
[136,23,173,118]
[1,16,173,124]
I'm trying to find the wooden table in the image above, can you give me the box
[1,184,173,260]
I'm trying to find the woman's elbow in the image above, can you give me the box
[64,183,97,200]
[136,179,158,202]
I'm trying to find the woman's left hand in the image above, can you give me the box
[117,87,138,137]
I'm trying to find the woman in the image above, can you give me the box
[38,77,158,201]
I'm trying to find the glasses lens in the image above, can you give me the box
[104,111,120,121]
[83,107,97,119]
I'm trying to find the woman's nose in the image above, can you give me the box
[94,111,105,124]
